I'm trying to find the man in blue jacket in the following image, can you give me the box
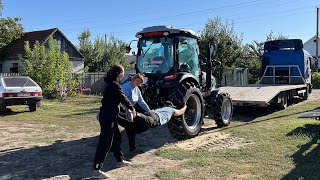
[118,73,150,151]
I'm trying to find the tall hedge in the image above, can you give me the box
[312,72,320,89]
[20,36,73,98]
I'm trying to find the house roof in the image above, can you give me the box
[6,28,83,59]
[6,28,57,59]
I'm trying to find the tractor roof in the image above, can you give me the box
[136,25,199,39]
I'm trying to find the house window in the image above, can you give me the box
[10,63,18,73]
[57,39,62,50]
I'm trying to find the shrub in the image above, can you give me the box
[312,72,320,89]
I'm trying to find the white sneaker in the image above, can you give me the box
[116,160,132,167]
[92,170,111,179]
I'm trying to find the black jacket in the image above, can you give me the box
[101,76,134,118]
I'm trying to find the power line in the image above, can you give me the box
[60,4,312,33]
[27,0,282,30]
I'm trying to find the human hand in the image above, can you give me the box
[132,108,137,118]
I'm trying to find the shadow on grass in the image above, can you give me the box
[0,108,30,116]
[0,125,177,179]
[282,123,320,179]
[232,98,305,122]
[201,105,311,133]
[61,108,100,117]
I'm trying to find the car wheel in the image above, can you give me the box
[0,105,6,112]
[29,103,37,112]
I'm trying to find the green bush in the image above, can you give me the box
[312,72,320,89]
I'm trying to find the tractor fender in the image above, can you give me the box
[210,89,220,99]
[161,72,200,89]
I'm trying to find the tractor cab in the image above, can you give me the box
[135,26,201,81]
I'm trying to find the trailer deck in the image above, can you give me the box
[219,84,306,106]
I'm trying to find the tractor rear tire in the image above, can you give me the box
[213,93,233,128]
[167,82,204,140]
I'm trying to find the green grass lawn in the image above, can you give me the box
[1,95,319,179]
[156,100,320,179]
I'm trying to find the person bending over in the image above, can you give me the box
[118,73,151,151]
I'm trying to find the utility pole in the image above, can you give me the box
[0,0,3,17]
[316,6,319,72]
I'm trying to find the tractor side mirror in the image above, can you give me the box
[125,40,138,54]
[125,46,132,54]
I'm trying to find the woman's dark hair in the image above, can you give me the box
[107,64,124,80]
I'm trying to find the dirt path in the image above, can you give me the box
[1,91,319,180]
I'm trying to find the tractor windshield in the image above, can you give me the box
[137,37,174,74]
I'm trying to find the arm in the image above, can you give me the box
[174,105,187,116]
[137,88,151,112]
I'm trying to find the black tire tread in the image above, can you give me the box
[213,93,232,127]
[167,81,204,140]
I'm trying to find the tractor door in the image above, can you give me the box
[178,36,200,81]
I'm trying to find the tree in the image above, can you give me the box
[20,36,73,99]
[199,17,243,86]
[78,29,131,72]
[0,1,24,58]
[266,30,288,41]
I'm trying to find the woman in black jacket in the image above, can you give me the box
[92,65,136,179]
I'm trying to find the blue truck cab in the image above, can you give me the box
[261,39,312,89]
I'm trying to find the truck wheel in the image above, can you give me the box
[213,93,233,127]
[274,93,287,110]
[303,86,309,100]
[0,105,6,112]
[167,82,204,140]
[29,103,37,112]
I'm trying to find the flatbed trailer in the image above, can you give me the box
[219,84,307,108]
[219,64,311,109]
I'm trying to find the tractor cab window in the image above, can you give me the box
[178,37,200,77]
[137,37,174,74]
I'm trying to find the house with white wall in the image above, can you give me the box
[0,28,84,73]
[304,35,320,69]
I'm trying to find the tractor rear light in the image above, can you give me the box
[163,32,169,36]
[164,74,177,81]
[144,31,169,37]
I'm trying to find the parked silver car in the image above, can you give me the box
[0,76,43,112]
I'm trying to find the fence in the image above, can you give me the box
[78,70,135,95]
[0,69,251,95]
[221,68,249,86]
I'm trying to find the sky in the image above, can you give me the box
[2,0,319,47]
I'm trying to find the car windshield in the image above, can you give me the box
[2,77,37,87]
[137,37,174,74]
